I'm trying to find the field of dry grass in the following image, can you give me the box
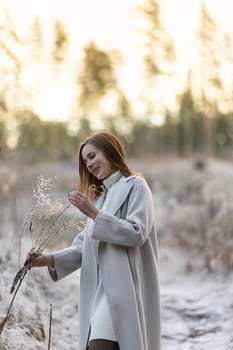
[0,156,232,349]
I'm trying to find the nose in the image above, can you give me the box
[86,159,94,170]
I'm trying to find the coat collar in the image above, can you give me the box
[102,175,136,215]
[103,170,122,189]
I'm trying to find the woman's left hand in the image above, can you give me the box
[68,191,99,220]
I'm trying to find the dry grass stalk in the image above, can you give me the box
[0,337,4,350]
[48,304,53,350]
[0,175,85,336]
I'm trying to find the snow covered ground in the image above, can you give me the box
[0,158,232,349]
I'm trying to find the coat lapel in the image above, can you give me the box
[95,187,108,209]
[105,175,136,215]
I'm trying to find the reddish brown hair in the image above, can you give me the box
[78,131,134,199]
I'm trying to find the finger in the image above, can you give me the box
[25,251,41,265]
[71,191,87,199]
[69,193,87,207]
[68,191,81,203]
[31,256,44,267]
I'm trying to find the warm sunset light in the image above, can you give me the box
[1,0,233,121]
[0,0,232,157]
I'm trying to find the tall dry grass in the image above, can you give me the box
[142,158,233,273]
[0,157,232,348]
[0,161,84,348]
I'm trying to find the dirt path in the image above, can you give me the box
[160,246,233,350]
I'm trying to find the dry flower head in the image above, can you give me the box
[0,175,85,336]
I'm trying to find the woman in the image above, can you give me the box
[31,131,161,350]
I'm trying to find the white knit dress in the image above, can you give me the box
[89,171,122,342]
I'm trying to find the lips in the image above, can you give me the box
[92,166,100,176]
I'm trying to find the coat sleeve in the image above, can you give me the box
[49,228,85,281]
[91,177,155,247]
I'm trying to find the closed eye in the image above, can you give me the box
[84,152,96,165]
[88,153,95,160]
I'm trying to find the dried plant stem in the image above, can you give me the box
[0,251,41,335]
[1,176,85,339]
[0,265,29,335]
[18,220,28,268]
[35,204,71,253]
[48,304,53,350]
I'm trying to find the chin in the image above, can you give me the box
[98,174,107,180]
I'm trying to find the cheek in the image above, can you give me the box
[107,163,114,173]
[102,160,111,172]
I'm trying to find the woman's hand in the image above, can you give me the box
[25,249,54,268]
[31,254,54,268]
[68,191,99,220]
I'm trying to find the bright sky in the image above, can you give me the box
[1,0,233,122]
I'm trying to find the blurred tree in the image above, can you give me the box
[0,10,24,157]
[0,9,22,110]
[77,117,92,143]
[194,1,224,155]
[137,0,175,77]
[15,109,73,160]
[76,41,133,135]
[176,87,203,156]
[0,99,8,157]
[41,120,72,160]
[126,120,156,157]
[15,110,42,151]
[24,16,45,102]
[78,41,118,112]
[134,0,176,154]
[103,89,133,137]
[160,111,177,155]
[215,113,233,156]
[136,0,176,122]
[52,19,68,65]
[30,16,43,60]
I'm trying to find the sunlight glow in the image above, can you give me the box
[1,0,233,121]
[32,86,76,121]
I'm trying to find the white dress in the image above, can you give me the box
[89,171,122,342]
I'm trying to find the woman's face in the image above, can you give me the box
[82,143,114,180]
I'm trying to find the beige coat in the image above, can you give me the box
[50,175,161,350]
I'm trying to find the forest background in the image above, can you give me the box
[0,0,232,161]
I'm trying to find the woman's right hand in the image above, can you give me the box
[31,254,54,268]
[25,249,54,268]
